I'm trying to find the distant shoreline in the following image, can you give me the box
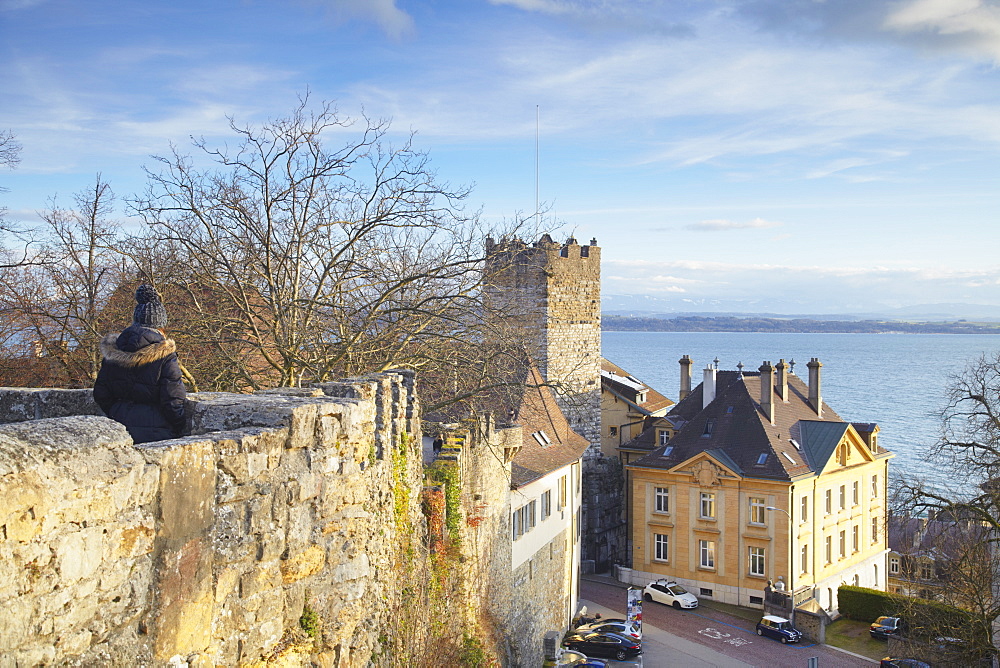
[602,315,1000,335]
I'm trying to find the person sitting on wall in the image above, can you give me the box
[93,284,186,444]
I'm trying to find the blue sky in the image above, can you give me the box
[3,0,1000,316]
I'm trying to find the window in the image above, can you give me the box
[700,492,715,519]
[839,530,846,558]
[750,596,763,605]
[872,517,879,542]
[825,489,832,514]
[703,418,716,437]
[920,562,933,580]
[852,481,859,506]
[541,490,552,520]
[853,525,859,552]
[654,533,669,562]
[558,475,567,509]
[756,453,768,465]
[654,487,669,513]
[512,502,535,539]
[839,485,846,510]
[871,474,878,499]
[749,497,766,525]
[700,588,714,597]
[659,430,669,445]
[825,536,832,564]
[749,546,766,576]
[800,496,808,523]
[801,544,809,573]
[609,426,618,437]
[663,446,674,456]
[889,556,900,575]
[699,540,716,569]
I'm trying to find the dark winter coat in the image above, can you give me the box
[93,325,186,444]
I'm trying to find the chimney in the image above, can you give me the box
[703,364,716,409]
[775,359,789,402]
[759,361,774,424]
[679,355,693,400]
[807,358,823,417]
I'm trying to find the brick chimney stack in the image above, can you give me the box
[775,359,789,402]
[807,358,823,417]
[759,361,775,424]
[679,355,693,401]
[703,364,717,409]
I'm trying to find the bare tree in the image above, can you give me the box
[0,175,130,386]
[131,98,530,392]
[894,352,1000,664]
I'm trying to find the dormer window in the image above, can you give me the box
[659,430,669,445]
[702,418,716,438]
[531,430,552,447]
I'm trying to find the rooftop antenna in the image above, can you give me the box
[535,104,539,224]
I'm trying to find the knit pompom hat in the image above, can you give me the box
[133,284,168,329]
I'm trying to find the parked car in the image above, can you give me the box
[879,659,931,668]
[575,618,642,641]
[870,616,906,640]
[563,658,610,668]
[643,579,699,609]
[755,615,802,644]
[562,631,643,661]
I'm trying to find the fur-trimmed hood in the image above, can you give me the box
[100,332,177,368]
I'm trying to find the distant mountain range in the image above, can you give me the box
[602,314,1000,334]
[602,294,1000,323]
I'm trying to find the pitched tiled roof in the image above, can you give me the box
[601,358,674,415]
[628,367,887,481]
[510,366,590,488]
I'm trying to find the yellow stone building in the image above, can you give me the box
[624,357,893,615]
[600,358,673,460]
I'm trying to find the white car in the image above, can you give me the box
[575,618,642,641]
[643,579,699,609]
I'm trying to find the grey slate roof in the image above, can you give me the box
[627,367,888,481]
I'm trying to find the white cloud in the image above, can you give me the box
[318,0,414,39]
[884,0,1000,62]
[688,218,782,231]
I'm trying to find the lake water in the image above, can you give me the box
[602,331,1000,489]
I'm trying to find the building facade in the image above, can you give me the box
[624,357,893,616]
[600,358,673,461]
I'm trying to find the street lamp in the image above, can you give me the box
[766,506,794,595]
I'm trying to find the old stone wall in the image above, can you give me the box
[0,374,428,667]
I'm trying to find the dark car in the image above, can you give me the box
[880,659,930,668]
[870,616,906,640]
[755,615,802,644]
[562,631,642,661]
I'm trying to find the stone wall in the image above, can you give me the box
[0,374,429,667]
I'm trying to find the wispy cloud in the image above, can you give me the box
[884,0,1000,63]
[687,218,782,231]
[307,0,414,40]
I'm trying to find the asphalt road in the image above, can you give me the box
[581,579,877,668]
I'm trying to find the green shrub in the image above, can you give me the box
[299,603,320,638]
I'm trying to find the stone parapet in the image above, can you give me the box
[0,373,425,667]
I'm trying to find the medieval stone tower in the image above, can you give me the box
[484,234,602,454]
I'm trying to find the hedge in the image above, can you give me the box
[838,585,973,637]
